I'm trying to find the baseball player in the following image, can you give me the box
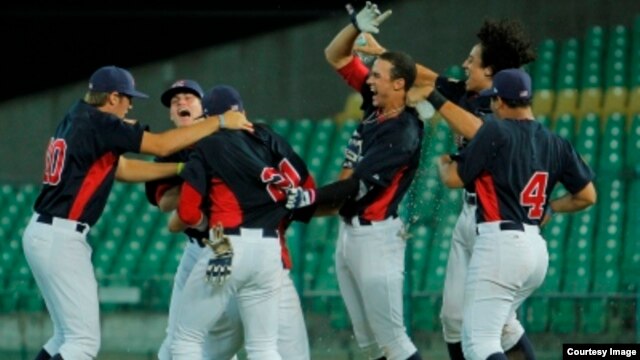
[429,68,596,360]
[23,65,252,360]
[147,82,310,360]
[359,19,538,359]
[167,85,314,360]
[286,3,424,360]
[145,79,241,360]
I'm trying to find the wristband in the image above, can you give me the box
[426,90,448,110]
[345,3,361,32]
[218,114,225,129]
[176,162,185,175]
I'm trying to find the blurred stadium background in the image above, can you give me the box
[1,1,639,359]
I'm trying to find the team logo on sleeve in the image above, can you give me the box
[343,131,363,168]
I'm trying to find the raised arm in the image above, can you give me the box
[115,156,179,183]
[140,110,253,157]
[325,2,392,70]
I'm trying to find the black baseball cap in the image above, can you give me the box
[202,85,245,116]
[160,79,204,107]
[88,66,149,98]
[479,68,532,101]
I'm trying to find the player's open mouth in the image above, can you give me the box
[178,109,191,117]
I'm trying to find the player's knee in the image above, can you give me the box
[440,310,463,343]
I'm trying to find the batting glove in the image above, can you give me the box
[346,1,392,34]
[285,187,316,209]
[204,224,234,285]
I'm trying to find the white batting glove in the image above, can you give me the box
[285,187,316,209]
[347,2,393,34]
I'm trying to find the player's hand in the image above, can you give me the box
[218,110,254,133]
[407,84,435,106]
[285,187,316,209]
[205,223,234,285]
[348,2,392,34]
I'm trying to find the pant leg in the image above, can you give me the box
[158,241,204,360]
[232,233,283,360]
[276,270,310,360]
[335,222,384,359]
[23,216,100,360]
[462,229,548,360]
[346,218,417,360]
[441,203,475,343]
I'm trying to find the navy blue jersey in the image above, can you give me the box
[454,118,594,225]
[179,124,313,230]
[339,80,424,221]
[436,76,491,117]
[34,100,145,226]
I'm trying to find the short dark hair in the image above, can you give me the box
[379,51,417,90]
[499,97,532,108]
[477,19,536,75]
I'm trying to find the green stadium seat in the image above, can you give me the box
[620,180,640,291]
[289,118,315,159]
[625,115,640,169]
[553,38,580,119]
[553,113,576,142]
[322,120,358,183]
[443,65,464,80]
[408,224,432,292]
[532,39,556,117]
[598,113,625,177]
[535,114,551,129]
[270,118,292,138]
[304,118,336,182]
[575,113,601,169]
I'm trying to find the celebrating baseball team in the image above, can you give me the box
[22,2,597,360]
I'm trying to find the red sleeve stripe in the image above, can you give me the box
[337,56,369,92]
[177,182,204,226]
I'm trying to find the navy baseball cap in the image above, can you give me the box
[479,68,532,100]
[202,85,245,116]
[88,66,149,98]
[160,79,204,107]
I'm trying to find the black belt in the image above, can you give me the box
[187,237,206,248]
[499,221,525,231]
[223,227,278,238]
[465,192,477,206]
[37,214,87,234]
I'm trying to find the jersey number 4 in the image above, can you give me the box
[43,138,67,185]
[520,171,549,219]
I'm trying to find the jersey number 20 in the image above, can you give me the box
[520,171,549,219]
[43,138,67,185]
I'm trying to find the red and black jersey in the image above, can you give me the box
[178,124,314,231]
[336,57,424,221]
[436,76,491,117]
[144,149,192,206]
[454,117,594,225]
[34,100,145,226]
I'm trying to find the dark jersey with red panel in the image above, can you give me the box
[144,149,192,207]
[34,100,145,226]
[178,123,314,233]
[337,56,424,221]
[454,117,594,225]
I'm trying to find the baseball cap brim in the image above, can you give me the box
[478,88,497,98]
[161,87,201,107]
[121,89,149,99]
